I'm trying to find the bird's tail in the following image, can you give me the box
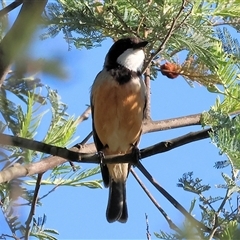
[106,180,128,223]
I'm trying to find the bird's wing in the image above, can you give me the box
[90,72,110,188]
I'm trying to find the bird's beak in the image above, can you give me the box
[134,41,148,49]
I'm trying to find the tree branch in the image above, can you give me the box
[76,106,91,124]
[77,131,93,146]
[38,184,59,201]
[143,113,202,133]
[144,67,151,120]
[142,0,187,74]
[0,0,23,17]
[136,161,217,236]
[145,213,151,240]
[0,0,47,84]
[143,109,240,134]
[0,128,212,183]
[24,173,43,240]
[0,234,19,240]
[131,168,182,234]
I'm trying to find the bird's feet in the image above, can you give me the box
[97,151,109,187]
[131,145,141,166]
[97,151,105,164]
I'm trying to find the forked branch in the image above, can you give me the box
[131,168,182,234]
[0,128,212,183]
[136,161,219,238]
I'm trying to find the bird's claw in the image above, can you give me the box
[97,151,105,164]
[131,146,141,166]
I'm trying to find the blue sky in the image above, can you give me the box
[0,7,234,240]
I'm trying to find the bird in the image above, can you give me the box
[90,37,148,223]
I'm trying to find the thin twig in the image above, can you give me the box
[67,160,77,172]
[142,0,187,74]
[70,131,93,160]
[0,234,19,240]
[110,7,139,37]
[38,185,59,201]
[198,193,215,211]
[79,131,93,146]
[173,2,193,32]
[144,68,151,120]
[136,161,215,235]
[208,214,218,240]
[68,106,92,170]
[131,168,182,234]
[137,16,145,36]
[145,213,151,240]
[0,0,23,17]
[217,189,230,215]
[210,189,239,239]
[25,173,43,240]
[76,106,91,124]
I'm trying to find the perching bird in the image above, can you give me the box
[90,37,148,223]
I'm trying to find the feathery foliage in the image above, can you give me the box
[0,76,100,238]
[2,0,240,239]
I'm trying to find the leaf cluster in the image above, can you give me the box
[0,76,100,238]
[42,0,240,88]
[2,0,240,239]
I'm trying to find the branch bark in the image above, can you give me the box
[0,128,212,183]
[0,0,23,17]
[136,161,219,237]
[144,67,151,120]
[142,0,187,74]
[24,173,43,239]
[143,113,202,133]
[131,168,182,234]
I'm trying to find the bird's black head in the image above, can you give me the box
[104,37,148,72]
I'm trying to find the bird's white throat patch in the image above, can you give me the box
[117,48,145,72]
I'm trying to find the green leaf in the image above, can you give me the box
[25,166,102,189]
[42,87,79,147]
[43,229,59,235]
[220,220,238,240]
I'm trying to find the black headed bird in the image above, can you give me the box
[90,37,148,223]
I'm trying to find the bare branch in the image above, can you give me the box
[0,128,211,183]
[136,161,216,236]
[78,131,93,146]
[0,0,23,17]
[143,113,201,133]
[145,213,151,240]
[0,234,19,240]
[70,110,204,145]
[0,128,211,164]
[76,106,91,124]
[24,173,43,240]
[0,157,66,184]
[131,168,182,234]
[0,133,82,161]
[142,109,240,134]
[144,68,151,120]
[38,184,59,201]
